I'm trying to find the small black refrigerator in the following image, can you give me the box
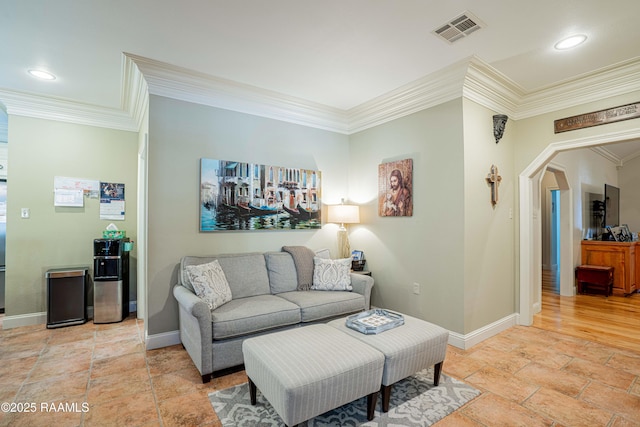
[93,238,130,323]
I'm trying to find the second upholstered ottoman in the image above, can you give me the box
[328,312,449,412]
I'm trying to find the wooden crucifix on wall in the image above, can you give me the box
[486,164,502,206]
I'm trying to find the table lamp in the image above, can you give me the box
[327,199,360,259]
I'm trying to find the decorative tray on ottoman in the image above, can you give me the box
[346,309,404,335]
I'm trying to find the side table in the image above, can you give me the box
[351,270,372,276]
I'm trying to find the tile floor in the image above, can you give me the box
[0,315,639,426]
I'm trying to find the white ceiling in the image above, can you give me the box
[1,0,640,157]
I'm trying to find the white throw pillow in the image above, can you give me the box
[184,260,233,310]
[312,257,352,291]
[315,248,331,259]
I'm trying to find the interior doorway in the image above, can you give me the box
[519,126,640,325]
[541,165,572,299]
[542,179,561,294]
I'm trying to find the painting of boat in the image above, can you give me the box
[283,204,319,220]
[249,204,283,216]
[200,158,321,231]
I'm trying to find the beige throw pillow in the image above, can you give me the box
[312,257,352,291]
[184,260,233,310]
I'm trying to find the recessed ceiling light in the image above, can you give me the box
[554,34,587,50]
[28,69,56,80]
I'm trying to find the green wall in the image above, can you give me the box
[146,95,351,335]
[462,99,515,333]
[6,116,138,319]
[348,99,467,334]
[8,86,640,344]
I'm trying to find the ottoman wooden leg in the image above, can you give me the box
[248,378,257,405]
[434,362,443,386]
[367,391,378,420]
[381,384,392,413]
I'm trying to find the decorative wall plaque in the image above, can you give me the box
[554,102,640,133]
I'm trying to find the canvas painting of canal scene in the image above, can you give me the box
[200,158,322,231]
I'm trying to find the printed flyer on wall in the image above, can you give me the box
[100,182,125,220]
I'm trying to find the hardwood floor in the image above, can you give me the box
[534,269,640,353]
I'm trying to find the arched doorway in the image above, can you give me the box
[518,128,640,325]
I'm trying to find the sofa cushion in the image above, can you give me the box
[265,252,298,294]
[211,295,301,340]
[184,260,233,310]
[181,253,271,299]
[276,291,364,322]
[312,257,352,291]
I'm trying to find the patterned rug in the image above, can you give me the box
[209,367,480,426]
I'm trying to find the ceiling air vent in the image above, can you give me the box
[434,12,483,43]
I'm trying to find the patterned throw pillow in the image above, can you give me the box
[312,257,352,291]
[184,260,233,310]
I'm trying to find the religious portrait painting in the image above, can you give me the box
[378,158,413,217]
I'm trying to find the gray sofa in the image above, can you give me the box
[172,250,374,382]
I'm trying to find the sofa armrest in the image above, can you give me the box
[173,284,213,382]
[350,273,374,310]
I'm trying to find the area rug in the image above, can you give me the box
[209,367,480,426]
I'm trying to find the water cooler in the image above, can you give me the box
[93,238,129,323]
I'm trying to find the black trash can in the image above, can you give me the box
[46,267,89,328]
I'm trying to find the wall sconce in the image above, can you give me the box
[327,199,360,259]
[493,114,508,144]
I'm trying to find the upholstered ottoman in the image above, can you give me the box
[328,312,449,412]
[242,324,384,427]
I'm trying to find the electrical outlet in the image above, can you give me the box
[21,208,30,219]
[412,282,420,295]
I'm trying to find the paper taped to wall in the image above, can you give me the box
[54,189,84,207]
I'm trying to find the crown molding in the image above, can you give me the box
[346,58,469,133]
[347,56,526,133]
[122,54,150,131]
[125,53,349,134]
[0,54,146,133]
[0,89,139,132]
[515,57,640,120]
[621,150,640,164]
[591,146,622,166]
[1,53,639,137]
[593,142,640,166]
[462,57,524,118]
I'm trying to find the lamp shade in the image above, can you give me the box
[327,204,360,224]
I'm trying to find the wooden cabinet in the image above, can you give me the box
[581,241,638,295]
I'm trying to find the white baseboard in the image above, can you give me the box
[145,329,181,350]
[532,301,542,314]
[447,314,518,350]
[3,309,518,354]
[2,311,47,329]
[2,300,138,330]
